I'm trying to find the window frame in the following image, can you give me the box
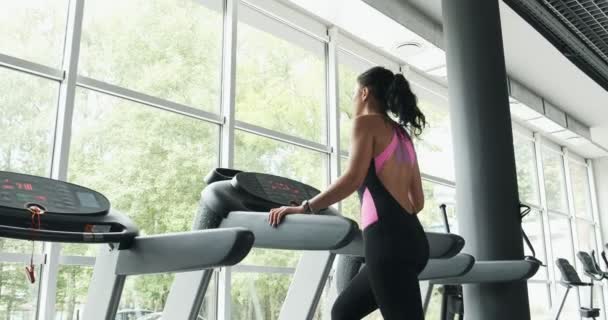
[0,0,605,318]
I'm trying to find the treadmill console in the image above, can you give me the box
[233,172,320,206]
[0,171,109,215]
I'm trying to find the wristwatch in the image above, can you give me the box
[302,199,316,214]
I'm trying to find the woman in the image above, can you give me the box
[269,66,429,319]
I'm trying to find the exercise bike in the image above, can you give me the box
[552,254,601,320]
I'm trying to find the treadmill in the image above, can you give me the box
[0,171,255,320]
[335,203,540,319]
[423,204,541,319]
[163,168,470,320]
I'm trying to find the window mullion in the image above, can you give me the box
[38,0,85,319]
[564,148,584,310]
[327,27,341,187]
[587,159,608,311]
[217,0,239,318]
[534,133,556,305]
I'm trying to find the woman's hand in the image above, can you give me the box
[269,205,305,227]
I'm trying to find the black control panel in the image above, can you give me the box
[0,171,110,216]
[233,172,320,206]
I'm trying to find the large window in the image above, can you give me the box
[236,4,326,143]
[514,133,541,206]
[79,0,223,112]
[69,90,219,236]
[338,50,373,152]
[414,99,455,182]
[0,67,60,318]
[231,272,292,320]
[0,0,606,318]
[234,132,326,192]
[60,89,219,315]
[0,1,69,67]
[542,147,569,213]
[570,160,593,220]
[0,69,58,177]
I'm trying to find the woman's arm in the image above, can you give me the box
[408,161,425,214]
[268,116,375,226]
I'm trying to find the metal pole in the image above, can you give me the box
[441,0,530,318]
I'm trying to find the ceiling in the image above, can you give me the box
[398,0,608,135]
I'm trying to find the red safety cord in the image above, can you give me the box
[26,204,44,284]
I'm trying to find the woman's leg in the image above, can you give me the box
[368,264,424,320]
[331,266,378,320]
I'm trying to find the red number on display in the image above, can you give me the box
[15,183,33,191]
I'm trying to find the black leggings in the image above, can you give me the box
[332,176,429,319]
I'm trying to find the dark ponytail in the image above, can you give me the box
[357,66,426,137]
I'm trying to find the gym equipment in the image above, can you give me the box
[553,258,600,319]
[0,171,137,248]
[424,203,541,320]
[0,171,255,320]
[164,168,469,320]
[578,251,608,281]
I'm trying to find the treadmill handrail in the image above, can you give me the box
[115,228,254,276]
[0,224,136,248]
[429,260,540,285]
[220,211,357,250]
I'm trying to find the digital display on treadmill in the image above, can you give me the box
[77,192,100,208]
[254,175,311,205]
[269,181,301,195]
[0,171,110,215]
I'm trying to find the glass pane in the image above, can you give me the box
[234,131,327,190]
[570,161,593,220]
[117,272,216,319]
[522,212,547,279]
[235,15,326,142]
[231,272,292,320]
[542,148,568,213]
[528,283,551,319]
[55,265,93,320]
[513,133,540,205]
[421,284,444,320]
[340,157,360,225]
[0,1,68,67]
[418,182,457,234]
[576,220,598,255]
[592,282,606,319]
[80,0,223,112]
[338,50,372,152]
[235,131,326,267]
[549,214,574,278]
[61,243,97,257]
[68,89,219,238]
[0,68,58,177]
[415,100,455,181]
[0,262,41,320]
[363,310,382,319]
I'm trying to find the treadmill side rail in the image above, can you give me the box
[332,231,465,259]
[419,254,476,280]
[430,260,541,285]
[84,228,254,320]
[115,228,254,275]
